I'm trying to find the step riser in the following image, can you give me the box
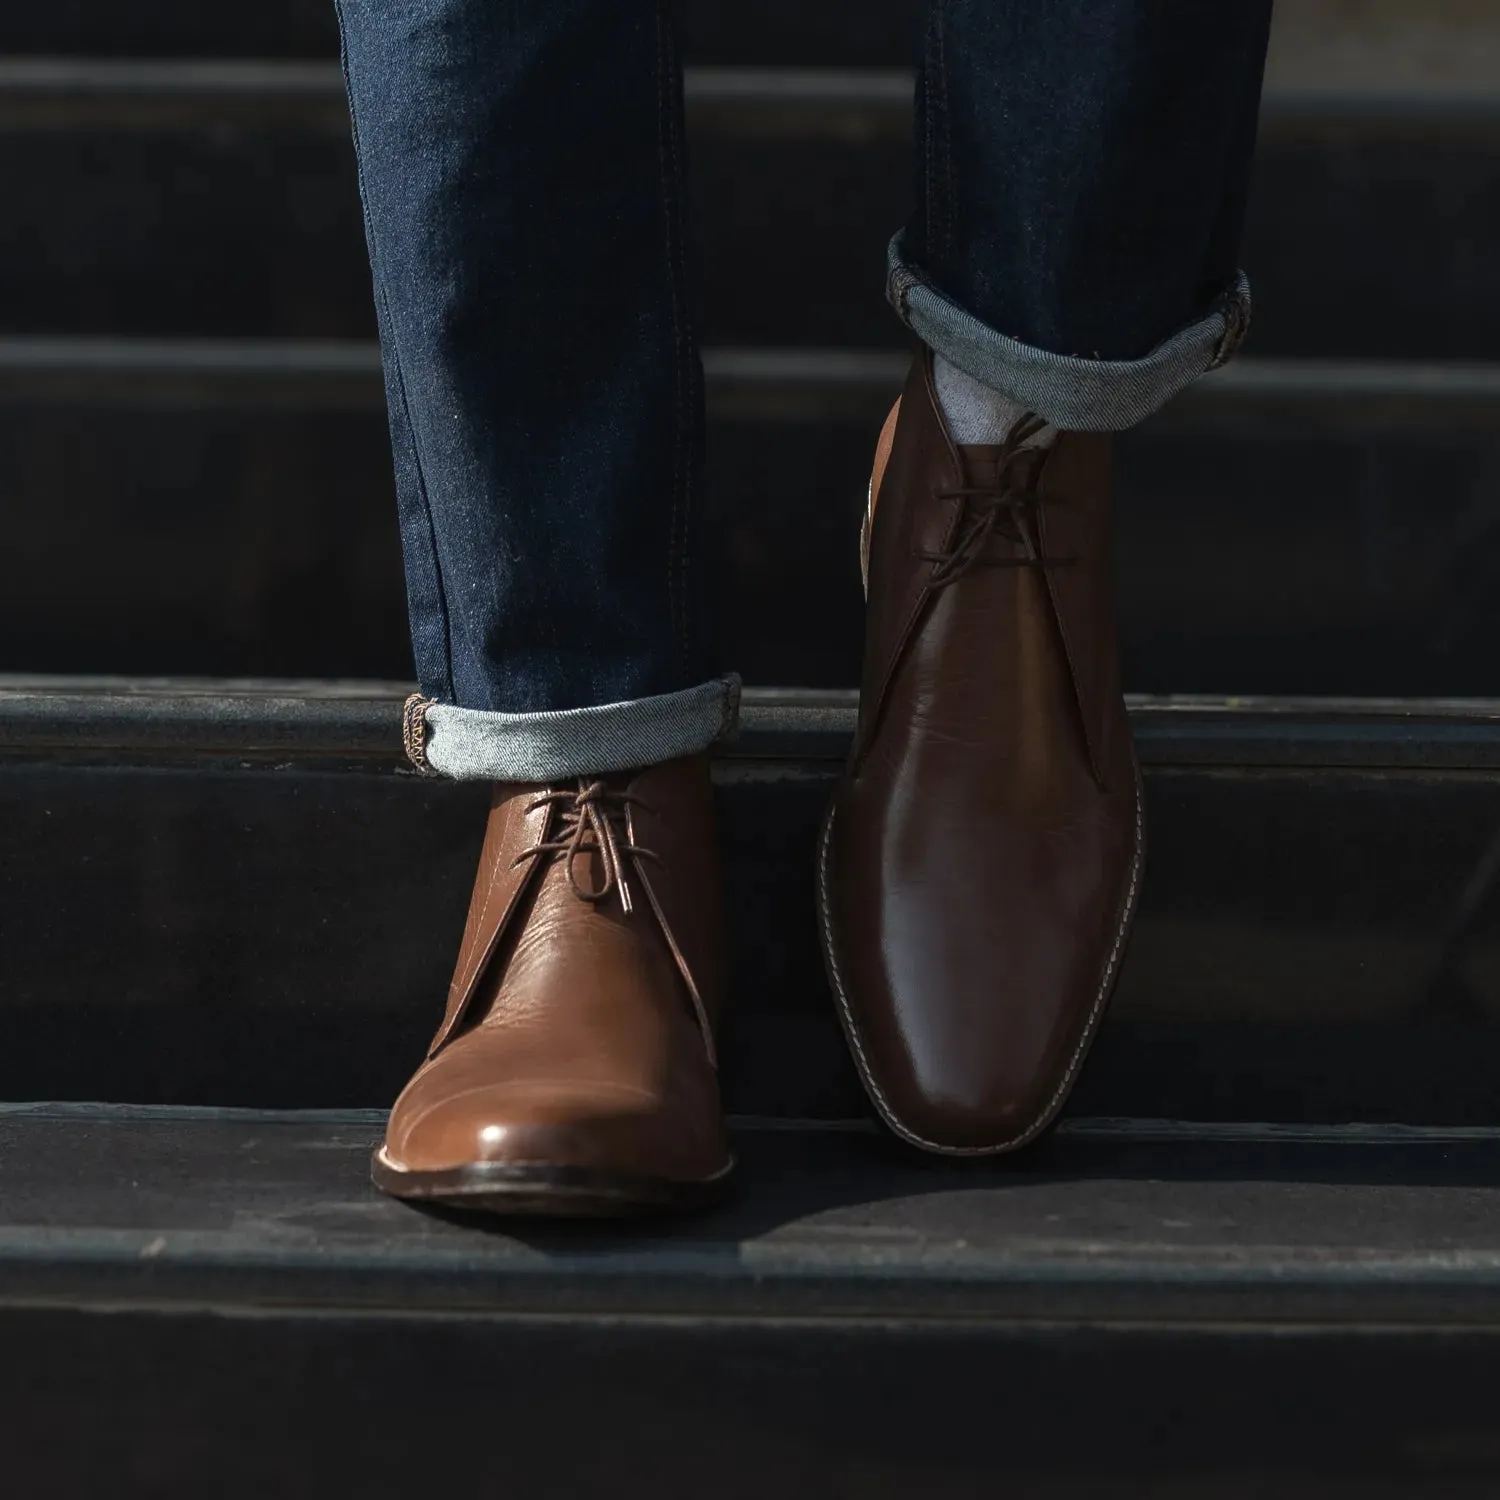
[4,1304,1498,1499]
[6,754,1500,1122]
[1,112,1496,359]
[8,397,1500,697]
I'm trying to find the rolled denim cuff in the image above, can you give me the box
[411,675,741,782]
[886,231,1251,432]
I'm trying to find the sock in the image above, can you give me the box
[933,355,1057,448]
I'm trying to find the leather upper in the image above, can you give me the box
[823,352,1143,1153]
[383,755,731,1184]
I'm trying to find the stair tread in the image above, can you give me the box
[10,678,1500,769]
[0,55,1495,111]
[5,1104,1500,1322]
[9,338,1500,411]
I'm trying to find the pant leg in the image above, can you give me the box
[335,0,736,780]
[892,0,1274,430]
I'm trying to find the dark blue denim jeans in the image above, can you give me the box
[893,0,1272,429]
[333,0,1271,781]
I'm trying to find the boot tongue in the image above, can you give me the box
[957,443,1048,494]
[957,446,1007,490]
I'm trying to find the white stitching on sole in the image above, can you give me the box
[816,762,1146,1157]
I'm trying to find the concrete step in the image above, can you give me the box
[8,680,1500,1124]
[3,1103,1500,1496]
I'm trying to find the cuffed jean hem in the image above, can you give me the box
[413,675,741,782]
[886,232,1252,432]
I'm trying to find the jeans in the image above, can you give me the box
[334,0,1272,781]
[895,0,1271,429]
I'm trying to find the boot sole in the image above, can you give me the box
[370,1146,735,1218]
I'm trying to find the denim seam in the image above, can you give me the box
[1210,280,1252,368]
[335,4,455,701]
[716,675,742,741]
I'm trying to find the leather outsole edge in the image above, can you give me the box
[371,1145,736,1216]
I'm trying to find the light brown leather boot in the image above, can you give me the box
[373,754,733,1215]
[818,351,1144,1155]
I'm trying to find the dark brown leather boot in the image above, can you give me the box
[373,754,733,1214]
[818,352,1144,1155]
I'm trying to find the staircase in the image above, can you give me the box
[5,4,1500,1495]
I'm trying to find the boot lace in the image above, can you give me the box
[511,780,659,914]
[922,414,1074,587]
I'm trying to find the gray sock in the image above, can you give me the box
[934,355,1058,448]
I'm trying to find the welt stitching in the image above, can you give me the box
[401,692,438,774]
[718,677,740,740]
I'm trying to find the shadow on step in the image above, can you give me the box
[458,1121,1500,1254]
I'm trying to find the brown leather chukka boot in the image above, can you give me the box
[374,754,733,1214]
[818,351,1144,1155]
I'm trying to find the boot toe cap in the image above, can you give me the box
[384,1076,728,1183]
